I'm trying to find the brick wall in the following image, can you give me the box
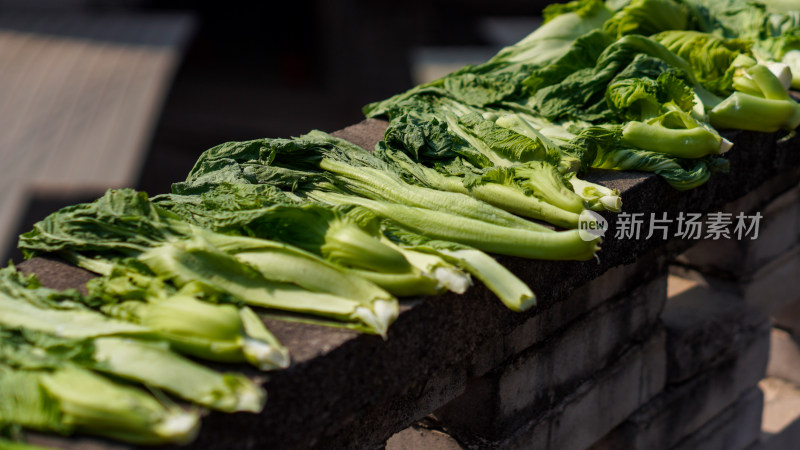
[388,169,800,450]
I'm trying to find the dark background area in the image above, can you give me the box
[4,0,550,262]
[134,0,550,193]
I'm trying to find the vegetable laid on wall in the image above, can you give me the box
[5,0,800,445]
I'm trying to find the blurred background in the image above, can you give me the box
[0,0,548,262]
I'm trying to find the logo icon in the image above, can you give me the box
[578,210,607,241]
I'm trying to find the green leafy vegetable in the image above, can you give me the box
[493,0,613,67]
[177,130,600,260]
[309,190,600,261]
[653,30,751,96]
[152,184,448,297]
[683,0,800,88]
[180,130,554,232]
[138,237,397,337]
[0,364,200,445]
[709,62,800,131]
[0,329,265,413]
[19,189,399,337]
[603,0,691,39]
[382,225,536,311]
[379,121,587,228]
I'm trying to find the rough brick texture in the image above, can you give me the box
[436,275,667,439]
[676,180,800,279]
[498,328,666,450]
[663,274,768,383]
[469,251,667,377]
[672,244,800,320]
[591,320,769,450]
[672,388,763,450]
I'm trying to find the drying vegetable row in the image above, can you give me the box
[365,0,800,195]
[3,0,800,446]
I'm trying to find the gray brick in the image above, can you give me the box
[747,186,800,268]
[498,275,666,419]
[502,328,666,450]
[742,245,800,316]
[663,274,766,383]
[676,183,800,278]
[671,251,800,326]
[591,320,769,450]
[436,275,667,438]
[671,388,763,450]
[470,253,667,377]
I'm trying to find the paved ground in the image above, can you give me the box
[0,13,193,259]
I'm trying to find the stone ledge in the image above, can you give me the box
[13,122,800,449]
